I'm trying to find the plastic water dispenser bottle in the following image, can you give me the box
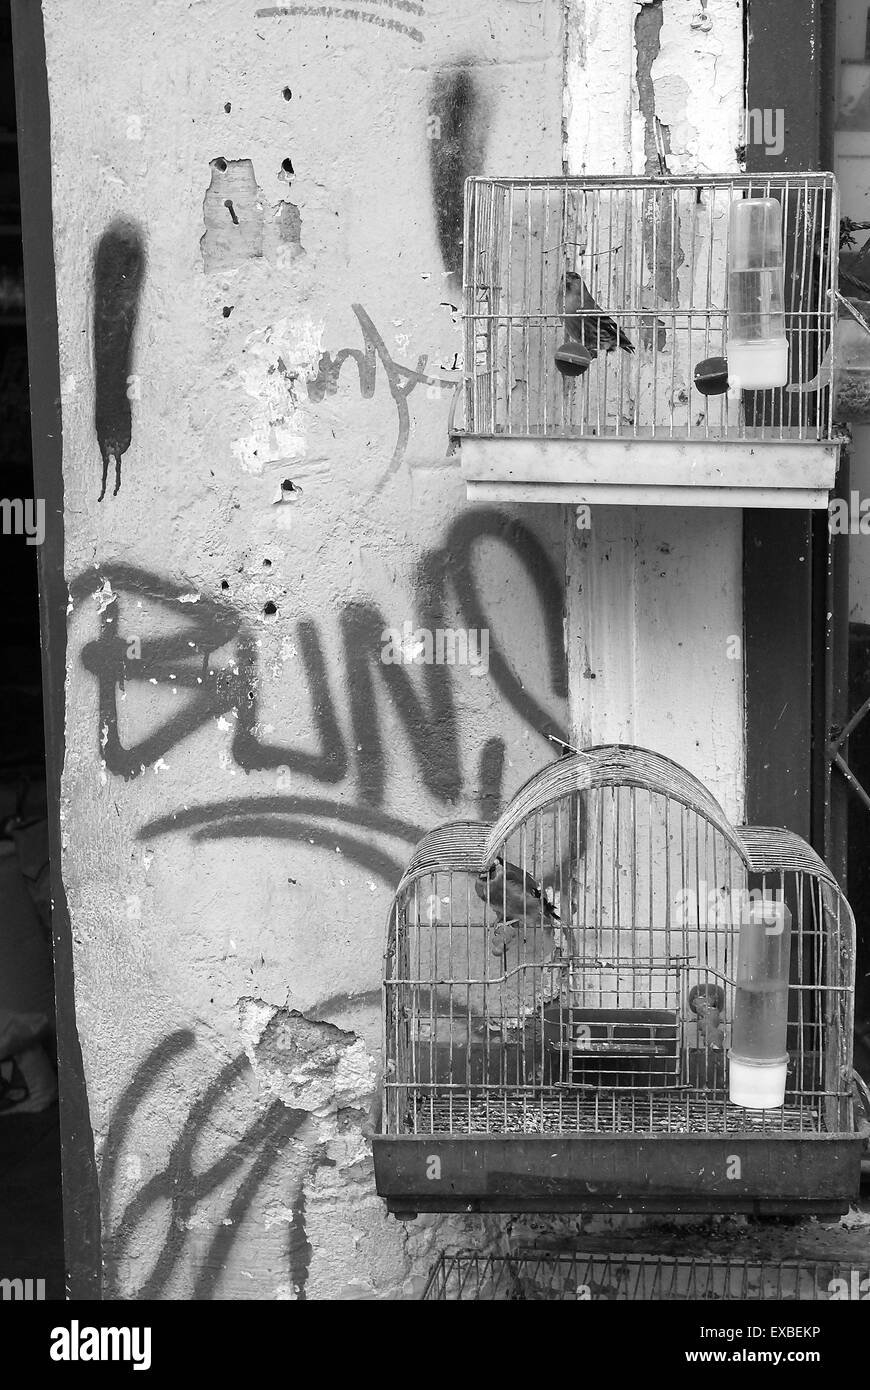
[729,894,792,1109]
[727,197,789,391]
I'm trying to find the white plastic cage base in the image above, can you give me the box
[456,436,841,509]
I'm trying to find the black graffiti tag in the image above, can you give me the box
[71,512,568,875]
[93,219,146,500]
[306,304,458,489]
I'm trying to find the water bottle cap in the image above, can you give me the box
[729,1055,788,1110]
[725,339,789,391]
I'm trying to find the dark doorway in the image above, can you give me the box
[0,0,64,1301]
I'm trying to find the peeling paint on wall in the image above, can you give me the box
[202,160,306,274]
[239,1000,376,1116]
[232,317,322,475]
[201,159,263,271]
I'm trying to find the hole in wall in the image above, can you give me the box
[263,558,272,569]
[263,601,277,617]
[273,479,302,505]
[222,305,234,318]
[281,158,294,175]
[220,580,230,591]
[213,157,228,171]
[282,87,292,100]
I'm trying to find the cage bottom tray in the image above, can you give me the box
[456,434,840,509]
[412,1089,820,1136]
[374,1086,861,1216]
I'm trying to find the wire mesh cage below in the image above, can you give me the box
[459,175,839,445]
[422,1251,870,1301]
[374,746,862,1216]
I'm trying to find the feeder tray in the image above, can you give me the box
[693,355,730,396]
[555,341,592,377]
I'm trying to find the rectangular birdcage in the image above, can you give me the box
[454,174,843,508]
[374,747,862,1216]
[422,1251,870,1301]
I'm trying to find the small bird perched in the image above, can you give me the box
[564,270,635,357]
[476,857,560,958]
[476,856,561,927]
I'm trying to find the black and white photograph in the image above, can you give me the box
[0,0,869,1358]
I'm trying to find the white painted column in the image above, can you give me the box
[564,0,745,823]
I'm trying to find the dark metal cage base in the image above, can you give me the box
[373,1131,862,1218]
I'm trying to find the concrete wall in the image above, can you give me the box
[46,0,568,1298]
[43,0,747,1298]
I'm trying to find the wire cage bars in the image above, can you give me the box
[460,174,838,442]
[454,175,842,507]
[422,1251,870,1301]
[374,746,861,1216]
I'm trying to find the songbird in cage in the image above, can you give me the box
[688,982,726,1050]
[564,270,635,358]
[476,856,560,954]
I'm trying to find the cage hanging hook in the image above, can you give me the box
[548,734,581,758]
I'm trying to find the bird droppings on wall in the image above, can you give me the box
[427,65,488,287]
[93,218,146,500]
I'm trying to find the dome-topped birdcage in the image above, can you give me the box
[374,746,862,1217]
